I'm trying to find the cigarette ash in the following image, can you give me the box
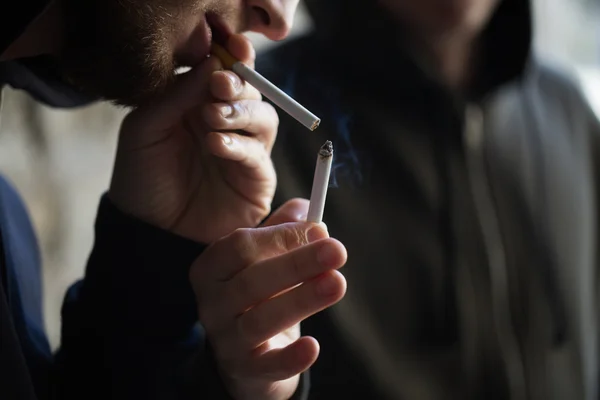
[319,140,333,158]
[327,106,363,189]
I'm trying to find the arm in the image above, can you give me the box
[54,195,207,399]
[188,199,345,400]
[55,197,316,400]
[54,34,316,400]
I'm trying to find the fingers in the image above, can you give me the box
[209,34,259,102]
[225,238,346,318]
[235,271,347,349]
[261,198,310,227]
[210,71,261,102]
[204,35,276,167]
[204,131,271,175]
[188,214,348,397]
[194,223,329,282]
[203,100,278,145]
[226,34,256,68]
[196,228,340,332]
[248,336,319,381]
[122,34,256,134]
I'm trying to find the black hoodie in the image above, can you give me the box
[258,1,600,399]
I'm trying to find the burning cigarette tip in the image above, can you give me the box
[307,140,334,224]
[311,119,321,131]
[320,140,333,157]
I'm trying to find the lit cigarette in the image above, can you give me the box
[210,44,321,131]
[307,141,333,223]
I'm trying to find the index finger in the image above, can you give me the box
[225,34,256,69]
[261,198,310,227]
[190,222,329,282]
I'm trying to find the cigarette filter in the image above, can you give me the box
[307,141,333,223]
[211,44,321,131]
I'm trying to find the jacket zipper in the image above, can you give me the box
[463,104,526,399]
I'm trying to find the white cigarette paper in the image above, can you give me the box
[210,44,321,131]
[307,141,334,223]
[232,62,321,131]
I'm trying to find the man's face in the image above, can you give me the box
[59,0,299,107]
[378,0,500,38]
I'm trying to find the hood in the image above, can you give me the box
[303,0,532,99]
[0,0,95,108]
[301,0,568,345]
[0,0,50,55]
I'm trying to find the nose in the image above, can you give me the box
[246,0,299,41]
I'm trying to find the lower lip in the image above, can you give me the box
[176,15,212,67]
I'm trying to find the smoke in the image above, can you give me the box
[328,102,362,189]
[281,65,365,190]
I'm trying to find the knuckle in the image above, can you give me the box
[263,103,279,132]
[230,73,243,91]
[250,86,263,100]
[263,226,288,253]
[242,101,256,122]
[202,104,224,127]
[228,228,257,266]
[211,72,239,98]
[265,102,279,123]
[232,101,249,121]
[284,225,309,250]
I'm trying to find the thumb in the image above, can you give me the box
[262,198,310,227]
[226,33,256,68]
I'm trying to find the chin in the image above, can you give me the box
[429,0,498,36]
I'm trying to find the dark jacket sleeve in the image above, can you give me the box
[53,195,310,400]
[54,195,209,399]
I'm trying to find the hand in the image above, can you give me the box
[189,199,348,400]
[108,34,278,243]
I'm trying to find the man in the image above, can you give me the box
[0,1,349,400]
[251,0,600,399]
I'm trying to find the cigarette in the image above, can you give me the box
[210,44,321,131]
[307,141,333,223]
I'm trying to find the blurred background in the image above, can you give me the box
[0,0,598,350]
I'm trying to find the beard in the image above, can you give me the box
[57,0,204,107]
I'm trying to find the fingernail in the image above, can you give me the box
[221,134,233,146]
[307,226,326,243]
[317,243,337,267]
[227,73,241,89]
[297,213,308,222]
[219,104,233,118]
[316,274,338,297]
